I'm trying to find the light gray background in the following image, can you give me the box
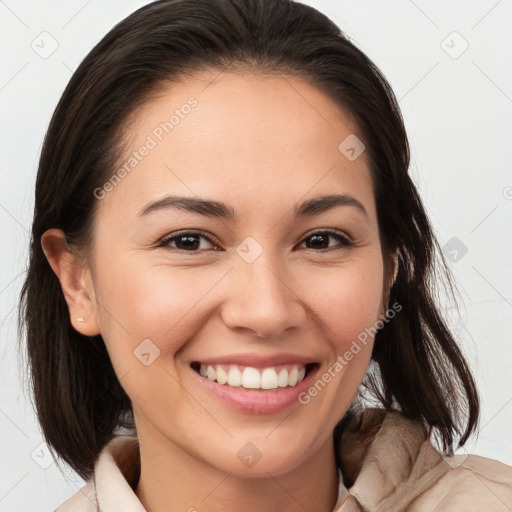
[1,0,511,510]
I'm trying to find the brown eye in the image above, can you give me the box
[300,230,353,250]
[160,231,219,251]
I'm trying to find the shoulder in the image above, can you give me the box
[54,481,98,511]
[337,408,512,511]
[414,452,512,511]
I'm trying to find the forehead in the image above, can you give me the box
[100,70,375,221]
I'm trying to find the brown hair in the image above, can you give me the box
[19,0,479,479]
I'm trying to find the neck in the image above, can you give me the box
[134,426,340,512]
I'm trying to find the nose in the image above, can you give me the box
[220,253,306,339]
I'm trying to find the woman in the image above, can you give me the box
[19,0,512,510]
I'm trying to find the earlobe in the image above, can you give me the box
[41,228,101,336]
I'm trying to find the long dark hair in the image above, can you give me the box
[19,0,479,480]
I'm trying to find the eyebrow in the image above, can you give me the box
[138,193,369,221]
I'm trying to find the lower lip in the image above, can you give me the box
[192,365,320,414]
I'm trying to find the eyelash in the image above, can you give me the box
[157,229,354,253]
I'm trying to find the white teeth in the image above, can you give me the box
[216,366,228,385]
[227,366,242,387]
[197,363,308,390]
[288,367,298,386]
[277,369,289,387]
[206,365,216,381]
[242,367,260,389]
[261,368,278,389]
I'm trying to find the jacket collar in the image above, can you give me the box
[336,408,450,511]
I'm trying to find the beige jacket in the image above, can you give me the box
[56,409,512,511]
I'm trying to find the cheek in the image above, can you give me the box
[299,258,384,352]
[290,258,384,438]
[93,259,229,366]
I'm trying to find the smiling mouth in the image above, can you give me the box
[190,362,319,390]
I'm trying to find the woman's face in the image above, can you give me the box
[85,71,388,476]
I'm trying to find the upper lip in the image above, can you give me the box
[191,352,318,369]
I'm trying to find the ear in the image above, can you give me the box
[381,248,399,316]
[41,228,100,336]
[391,249,399,286]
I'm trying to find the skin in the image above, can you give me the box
[42,70,396,512]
